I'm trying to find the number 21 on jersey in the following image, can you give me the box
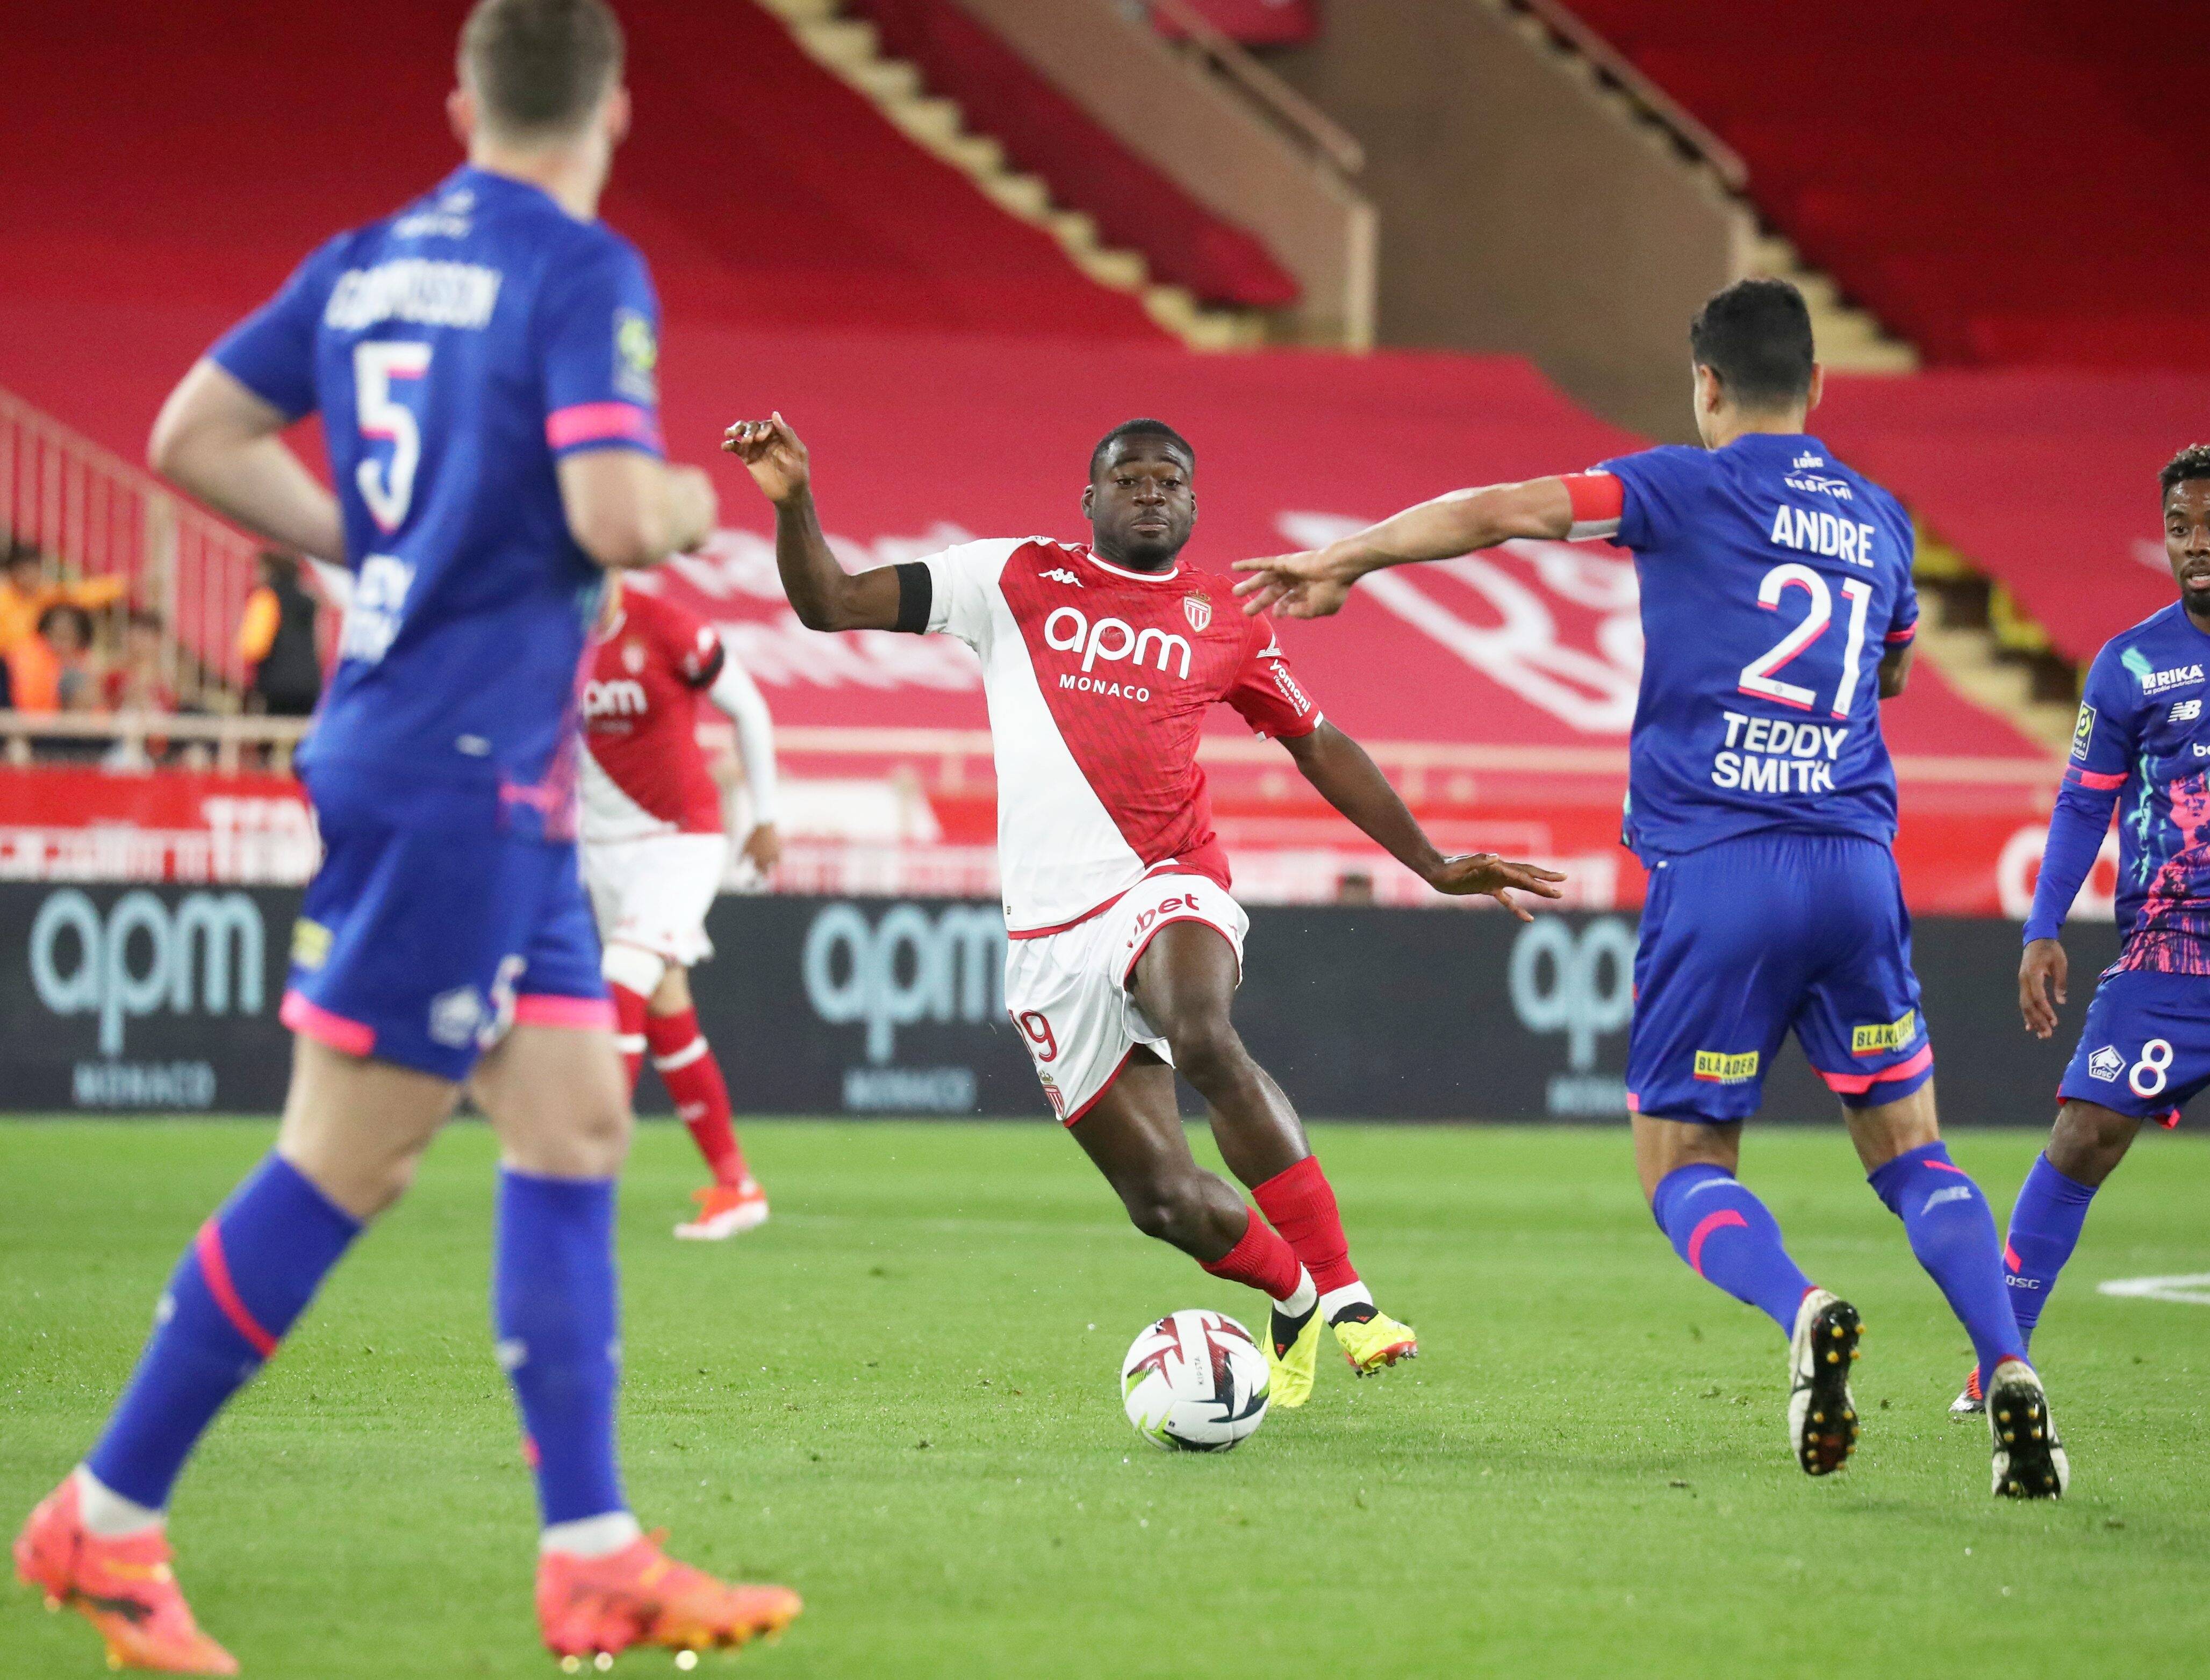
[354,341,433,533]
[1739,562,1873,718]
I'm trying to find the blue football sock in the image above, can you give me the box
[493,1169,627,1527]
[2003,1153,2099,1349]
[1868,1141,2026,1386]
[85,1154,360,1510]
[1651,1164,1816,1334]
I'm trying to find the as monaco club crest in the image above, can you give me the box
[623,640,647,674]
[1182,592,1212,634]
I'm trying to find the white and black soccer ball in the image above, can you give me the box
[1120,1309,1270,1452]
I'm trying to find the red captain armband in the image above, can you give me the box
[1561,472,1625,540]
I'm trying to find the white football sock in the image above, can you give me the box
[73,1466,163,1537]
[1272,1269,1317,1319]
[1319,1281,1375,1322]
[540,1510,643,1558]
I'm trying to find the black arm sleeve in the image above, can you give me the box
[892,562,933,635]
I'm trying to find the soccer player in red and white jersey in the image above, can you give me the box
[582,575,781,1239]
[724,411,1564,1406]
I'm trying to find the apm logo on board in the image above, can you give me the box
[1506,916,1636,1116]
[800,901,1007,1113]
[26,888,269,1109]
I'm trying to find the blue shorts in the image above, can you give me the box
[281,762,608,1081]
[1626,830,1933,1123]
[2057,967,2209,1125]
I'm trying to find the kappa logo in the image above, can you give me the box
[2172,698,2202,723]
[1041,568,1082,586]
[2087,1044,2124,1082]
[1182,591,1212,633]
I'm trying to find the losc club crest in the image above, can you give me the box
[1182,591,1211,634]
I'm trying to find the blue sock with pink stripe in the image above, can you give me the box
[2001,1153,2099,1351]
[1868,1140,2026,1385]
[85,1154,360,1510]
[1651,1164,1814,1333]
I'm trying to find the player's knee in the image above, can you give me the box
[1120,1172,1208,1247]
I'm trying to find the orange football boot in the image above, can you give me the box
[674,1179,770,1241]
[536,1531,800,1667]
[13,1477,238,1675]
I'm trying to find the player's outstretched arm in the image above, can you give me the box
[722,414,903,632]
[149,360,343,562]
[1232,478,1576,619]
[1877,641,1914,698]
[1278,722,1566,918]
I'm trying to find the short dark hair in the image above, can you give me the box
[460,0,624,140]
[2159,444,2210,501]
[38,603,94,645]
[1089,419,1194,482]
[1689,278,1816,410]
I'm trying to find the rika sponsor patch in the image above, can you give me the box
[1692,1049,1760,1085]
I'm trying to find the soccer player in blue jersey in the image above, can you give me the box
[11,3,801,1670]
[1944,444,2210,1417]
[1233,278,2066,1499]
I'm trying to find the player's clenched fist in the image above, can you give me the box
[1424,852,1568,920]
[722,412,810,504]
[2018,936,2068,1039]
[1231,549,1357,620]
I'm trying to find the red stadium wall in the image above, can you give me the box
[1564,0,2210,370]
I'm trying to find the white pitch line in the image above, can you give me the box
[2096,1272,2210,1305]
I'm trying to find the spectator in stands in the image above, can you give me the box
[237,550,322,716]
[0,542,124,659]
[103,607,179,715]
[18,602,106,762]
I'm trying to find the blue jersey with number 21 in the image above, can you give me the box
[1593,434,1919,864]
[210,164,664,828]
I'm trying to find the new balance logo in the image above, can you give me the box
[2172,698,2202,723]
[1041,568,1082,586]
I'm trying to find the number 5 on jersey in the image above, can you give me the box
[354,341,433,532]
[1739,562,1873,718]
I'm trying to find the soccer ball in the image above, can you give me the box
[1119,1309,1270,1452]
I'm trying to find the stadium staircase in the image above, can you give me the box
[752,0,1272,350]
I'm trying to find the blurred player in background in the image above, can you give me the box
[11,3,801,1671]
[583,573,780,1239]
[1951,444,2210,1413]
[1235,278,2067,1499]
[725,410,1562,1408]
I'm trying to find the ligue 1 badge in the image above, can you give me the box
[1182,591,1212,634]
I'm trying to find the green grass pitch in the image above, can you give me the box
[4,1118,2209,1679]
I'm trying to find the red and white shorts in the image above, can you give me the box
[1004,871,1248,1126]
[582,831,728,968]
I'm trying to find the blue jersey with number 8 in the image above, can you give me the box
[1590,434,1919,864]
[209,165,664,829]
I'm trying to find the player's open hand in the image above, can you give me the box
[2019,936,2068,1038]
[1231,550,1355,619]
[1424,852,1568,919]
[741,821,782,876]
[721,412,810,505]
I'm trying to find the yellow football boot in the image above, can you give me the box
[1333,1308,1418,1376]
[1265,1304,1322,1409]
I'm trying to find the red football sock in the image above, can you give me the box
[1201,1206,1304,1302]
[609,984,649,1092]
[646,1007,745,1186]
[1252,1155,1360,1295]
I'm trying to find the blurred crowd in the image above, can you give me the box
[0,541,321,768]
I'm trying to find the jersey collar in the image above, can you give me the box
[1078,544,1181,584]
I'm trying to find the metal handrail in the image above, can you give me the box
[1141,0,1365,177]
[1496,0,1747,190]
[0,713,2057,786]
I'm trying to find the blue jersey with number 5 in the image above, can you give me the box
[209,166,664,826]
[1591,434,1918,864]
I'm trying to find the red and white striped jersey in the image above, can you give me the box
[917,537,1319,932]
[580,588,726,839]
